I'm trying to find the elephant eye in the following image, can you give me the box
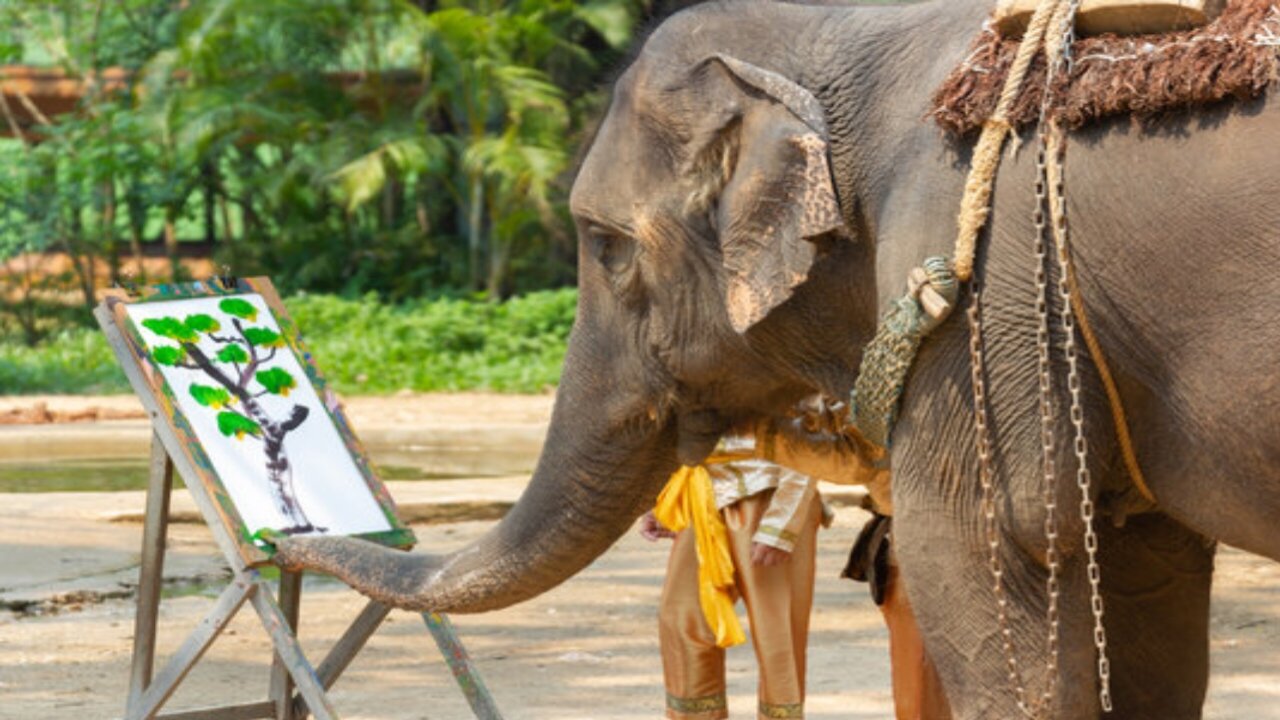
[589,226,636,275]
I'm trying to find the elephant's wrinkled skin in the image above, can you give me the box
[277,0,1277,716]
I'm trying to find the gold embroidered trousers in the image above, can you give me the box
[659,489,821,720]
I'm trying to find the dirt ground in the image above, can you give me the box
[3,515,1280,720]
[2,395,1280,718]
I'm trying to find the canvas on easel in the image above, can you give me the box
[95,276,501,720]
[100,275,413,564]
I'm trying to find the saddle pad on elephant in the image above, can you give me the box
[994,0,1225,37]
[931,0,1280,135]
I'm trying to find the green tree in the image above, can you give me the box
[145,298,320,533]
[0,0,649,347]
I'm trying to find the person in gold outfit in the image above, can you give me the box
[640,430,830,720]
[641,401,950,720]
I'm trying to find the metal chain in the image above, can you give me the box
[1046,126,1113,714]
[1031,138,1062,717]
[964,3,1115,716]
[965,288,1035,717]
[1026,2,1084,712]
[1047,2,1115,711]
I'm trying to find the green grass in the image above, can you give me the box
[0,328,133,395]
[0,289,577,396]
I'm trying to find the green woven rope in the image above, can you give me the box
[851,257,957,449]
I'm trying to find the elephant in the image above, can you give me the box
[276,0,1278,717]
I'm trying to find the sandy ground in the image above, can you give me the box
[0,507,902,720]
[2,395,1279,718]
[3,511,1280,720]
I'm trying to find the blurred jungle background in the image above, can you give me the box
[0,0,699,395]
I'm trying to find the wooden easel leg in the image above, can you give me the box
[250,581,339,720]
[126,434,175,717]
[289,600,390,718]
[270,571,303,720]
[128,576,256,720]
[423,613,504,720]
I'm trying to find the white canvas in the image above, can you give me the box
[127,293,392,538]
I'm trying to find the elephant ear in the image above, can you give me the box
[702,54,844,333]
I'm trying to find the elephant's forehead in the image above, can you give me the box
[570,85,673,228]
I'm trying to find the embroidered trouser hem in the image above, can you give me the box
[666,692,729,720]
[758,700,805,719]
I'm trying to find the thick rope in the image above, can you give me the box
[954,0,1070,281]
[1046,127,1156,504]
[851,257,959,448]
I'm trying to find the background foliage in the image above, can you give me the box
[0,289,578,394]
[0,0,668,376]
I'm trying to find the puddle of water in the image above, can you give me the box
[0,459,173,493]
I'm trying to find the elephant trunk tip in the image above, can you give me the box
[272,534,447,612]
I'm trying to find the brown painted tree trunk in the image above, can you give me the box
[183,340,318,533]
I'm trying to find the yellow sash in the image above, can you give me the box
[653,456,746,648]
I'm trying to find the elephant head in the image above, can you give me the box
[273,8,879,613]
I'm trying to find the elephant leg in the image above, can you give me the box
[893,473,1214,720]
[1096,511,1214,719]
[892,478,1104,720]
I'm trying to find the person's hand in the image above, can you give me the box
[639,511,675,541]
[751,542,791,566]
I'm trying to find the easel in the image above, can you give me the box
[123,436,503,720]
[95,280,504,720]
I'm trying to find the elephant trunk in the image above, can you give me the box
[272,368,677,613]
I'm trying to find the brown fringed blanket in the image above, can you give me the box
[931,0,1280,135]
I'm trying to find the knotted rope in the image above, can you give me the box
[954,0,1075,281]
[827,0,1087,456]
[851,257,958,448]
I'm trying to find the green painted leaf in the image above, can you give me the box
[142,317,198,343]
[189,384,233,408]
[255,367,296,396]
[151,345,187,366]
[184,314,221,334]
[243,327,283,348]
[216,411,261,439]
[219,298,258,321]
[216,343,249,364]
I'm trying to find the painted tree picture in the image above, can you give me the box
[143,298,322,534]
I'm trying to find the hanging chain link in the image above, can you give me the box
[1046,122,1115,718]
[966,0,1112,715]
[966,287,1036,717]
[1046,1,1114,711]
[1031,137,1062,718]
[1027,1,1084,712]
